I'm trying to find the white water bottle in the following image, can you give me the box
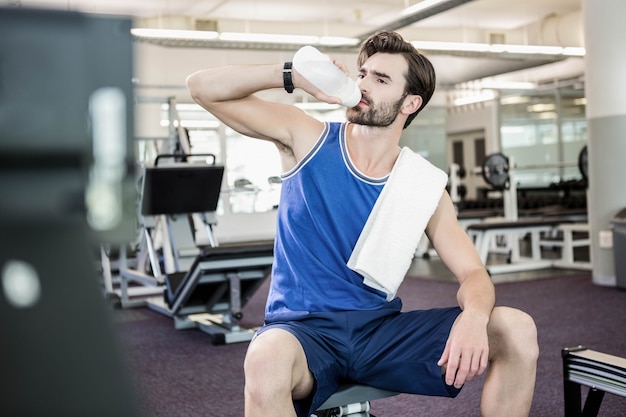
[292,45,362,107]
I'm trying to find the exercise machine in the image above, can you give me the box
[105,153,223,307]
[467,147,590,273]
[467,217,567,274]
[124,152,272,344]
[562,346,626,417]
[148,242,273,345]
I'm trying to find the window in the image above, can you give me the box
[499,87,587,187]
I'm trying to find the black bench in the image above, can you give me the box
[562,346,626,417]
[466,218,568,275]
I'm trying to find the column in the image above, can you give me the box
[583,0,626,285]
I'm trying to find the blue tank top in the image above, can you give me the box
[265,122,390,322]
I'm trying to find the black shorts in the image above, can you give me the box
[257,298,463,416]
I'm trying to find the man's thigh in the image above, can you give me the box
[255,318,351,415]
[350,307,462,397]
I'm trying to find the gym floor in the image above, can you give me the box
[111,237,626,417]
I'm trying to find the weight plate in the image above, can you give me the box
[482,152,510,190]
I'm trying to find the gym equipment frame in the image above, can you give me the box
[562,346,626,417]
[467,218,563,274]
[108,153,224,307]
[125,152,272,344]
[314,384,399,417]
[148,243,273,345]
[467,147,590,274]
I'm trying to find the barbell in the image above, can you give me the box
[482,145,588,190]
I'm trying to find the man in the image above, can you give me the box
[187,31,538,417]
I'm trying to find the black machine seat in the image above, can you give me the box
[156,242,274,344]
[165,242,273,315]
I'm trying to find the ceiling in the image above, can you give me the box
[5,0,586,88]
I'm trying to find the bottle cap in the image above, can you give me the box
[293,45,326,65]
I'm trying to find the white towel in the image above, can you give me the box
[347,147,448,300]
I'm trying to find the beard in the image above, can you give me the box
[347,92,408,128]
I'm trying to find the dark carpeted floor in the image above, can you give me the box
[114,272,626,416]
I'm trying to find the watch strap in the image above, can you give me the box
[283,62,294,93]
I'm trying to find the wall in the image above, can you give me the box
[445,100,500,156]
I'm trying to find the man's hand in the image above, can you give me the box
[437,310,490,388]
[291,58,351,105]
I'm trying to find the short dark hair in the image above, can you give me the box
[357,31,436,129]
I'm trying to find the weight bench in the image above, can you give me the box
[466,218,565,274]
[562,346,626,417]
[539,223,591,270]
[314,384,400,417]
[147,242,273,345]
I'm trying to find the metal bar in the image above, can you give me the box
[357,0,476,41]
[228,272,242,331]
[581,388,605,417]
[514,161,578,170]
[564,379,582,417]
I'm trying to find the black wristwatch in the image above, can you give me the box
[283,62,294,93]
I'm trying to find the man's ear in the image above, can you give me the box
[403,94,423,114]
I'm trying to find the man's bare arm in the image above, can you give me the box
[186,63,327,165]
[426,192,495,388]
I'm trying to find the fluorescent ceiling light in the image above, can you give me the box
[132,28,359,47]
[219,32,319,44]
[131,28,584,57]
[320,36,361,46]
[412,40,490,53]
[413,40,585,57]
[402,0,447,16]
[131,28,218,40]
[563,47,586,57]
[489,44,562,55]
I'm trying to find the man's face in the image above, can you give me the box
[347,53,410,128]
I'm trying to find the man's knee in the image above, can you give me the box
[244,328,313,400]
[489,307,539,362]
[245,329,294,381]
